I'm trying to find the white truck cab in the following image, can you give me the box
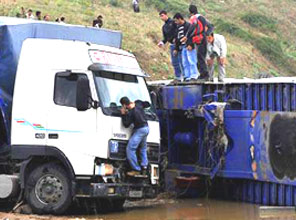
[8,38,160,214]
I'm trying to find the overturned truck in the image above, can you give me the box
[151,78,296,206]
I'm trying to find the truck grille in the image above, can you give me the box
[147,144,160,163]
[109,140,159,163]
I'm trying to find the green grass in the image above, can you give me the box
[215,18,296,75]
[109,0,122,7]
[215,19,253,41]
[1,0,296,79]
[145,0,189,15]
[241,13,278,32]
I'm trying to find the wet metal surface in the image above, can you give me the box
[83,199,296,220]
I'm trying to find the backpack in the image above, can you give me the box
[189,14,205,45]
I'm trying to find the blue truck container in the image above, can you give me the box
[152,79,296,206]
[0,16,122,147]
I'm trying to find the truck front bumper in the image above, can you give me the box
[76,183,159,199]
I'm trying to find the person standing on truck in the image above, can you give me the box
[120,97,149,176]
[173,13,199,82]
[206,31,227,82]
[189,5,214,81]
[158,10,183,83]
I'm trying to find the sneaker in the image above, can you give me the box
[218,78,224,82]
[190,78,198,82]
[127,170,141,176]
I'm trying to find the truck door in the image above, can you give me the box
[46,71,97,175]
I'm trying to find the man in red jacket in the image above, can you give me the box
[189,5,214,81]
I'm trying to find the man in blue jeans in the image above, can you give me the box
[173,13,200,81]
[158,10,183,82]
[120,97,149,176]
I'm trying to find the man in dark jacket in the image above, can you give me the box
[189,5,214,80]
[158,10,183,82]
[173,13,199,81]
[120,97,149,176]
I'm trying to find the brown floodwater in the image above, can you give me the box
[1,198,296,220]
[81,199,296,220]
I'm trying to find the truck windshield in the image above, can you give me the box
[93,71,157,120]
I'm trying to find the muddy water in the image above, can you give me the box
[84,199,296,220]
[1,199,296,220]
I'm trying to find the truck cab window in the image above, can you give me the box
[54,72,88,108]
[93,71,157,120]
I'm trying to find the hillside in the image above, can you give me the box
[1,0,296,80]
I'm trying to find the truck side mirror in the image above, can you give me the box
[150,91,157,108]
[76,76,91,111]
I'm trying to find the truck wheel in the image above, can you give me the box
[25,163,72,215]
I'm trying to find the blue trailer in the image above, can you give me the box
[151,78,296,206]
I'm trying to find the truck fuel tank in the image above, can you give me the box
[0,175,19,199]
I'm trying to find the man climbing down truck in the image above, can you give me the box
[120,97,150,176]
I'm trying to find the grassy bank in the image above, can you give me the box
[1,0,296,80]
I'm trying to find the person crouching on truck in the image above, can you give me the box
[206,31,227,82]
[120,97,149,176]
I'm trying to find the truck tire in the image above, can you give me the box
[25,163,72,215]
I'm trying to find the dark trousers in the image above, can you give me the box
[133,4,140,12]
[197,38,209,78]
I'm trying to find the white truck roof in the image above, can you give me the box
[20,38,145,76]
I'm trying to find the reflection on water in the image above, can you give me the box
[83,199,296,220]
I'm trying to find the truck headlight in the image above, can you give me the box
[109,140,119,154]
[150,164,159,185]
[108,140,127,160]
[96,163,114,176]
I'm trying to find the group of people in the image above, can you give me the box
[158,5,227,82]
[16,7,65,23]
[121,5,228,177]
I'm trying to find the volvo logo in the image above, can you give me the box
[113,133,127,138]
